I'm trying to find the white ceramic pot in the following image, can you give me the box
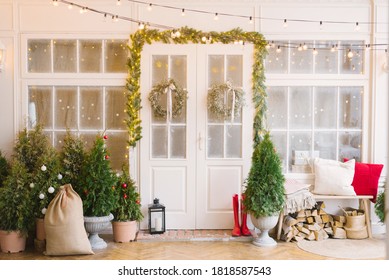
[250,214,279,247]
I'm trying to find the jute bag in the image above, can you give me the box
[44,184,94,255]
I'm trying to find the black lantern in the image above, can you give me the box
[148,198,166,234]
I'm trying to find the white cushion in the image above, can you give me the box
[313,158,356,196]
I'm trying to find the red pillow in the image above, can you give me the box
[344,158,383,203]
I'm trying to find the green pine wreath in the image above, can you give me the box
[148,79,188,119]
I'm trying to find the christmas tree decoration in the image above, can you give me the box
[39,193,45,200]
[103,135,108,140]
[48,186,55,193]
[41,208,47,215]
[29,183,35,188]
[57,173,63,180]
[40,165,47,171]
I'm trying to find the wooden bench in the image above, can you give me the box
[276,194,374,240]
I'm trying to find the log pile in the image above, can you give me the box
[282,201,348,242]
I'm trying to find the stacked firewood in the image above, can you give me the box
[282,201,348,242]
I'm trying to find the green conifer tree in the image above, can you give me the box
[243,132,285,218]
[80,134,117,217]
[0,150,10,188]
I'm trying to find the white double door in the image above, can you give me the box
[140,44,253,229]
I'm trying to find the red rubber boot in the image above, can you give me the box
[240,194,251,236]
[231,194,241,237]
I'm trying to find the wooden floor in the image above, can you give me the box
[0,234,349,260]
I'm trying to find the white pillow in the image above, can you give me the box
[313,158,356,196]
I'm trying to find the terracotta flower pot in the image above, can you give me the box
[35,218,46,241]
[112,221,137,243]
[0,231,27,253]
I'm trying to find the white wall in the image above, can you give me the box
[0,0,387,234]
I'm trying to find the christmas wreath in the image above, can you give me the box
[207,81,245,120]
[148,79,188,120]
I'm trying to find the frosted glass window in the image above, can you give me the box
[170,56,187,88]
[314,132,337,160]
[265,45,288,74]
[267,86,287,129]
[226,55,243,87]
[226,125,242,158]
[315,41,338,74]
[28,40,51,73]
[53,40,77,73]
[105,40,127,73]
[80,40,102,73]
[55,87,77,129]
[339,87,362,129]
[152,126,168,158]
[28,86,52,128]
[152,55,168,86]
[290,41,313,74]
[171,97,187,124]
[54,132,67,150]
[106,87,127,130]
[339,132,361,161]
[290,87,312,129]
[314,87,337,129]
[270,132,287,172]
[79,133,96,150]
[209,55,224,85]
[289,132,312,173]
[80,87,103,129]
[340,41,364,74]
[105,132,129,171]
[208,125,223,158]
[170,126,186,158]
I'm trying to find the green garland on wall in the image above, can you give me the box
[126,26,268,148]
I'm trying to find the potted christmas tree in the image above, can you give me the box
[0,159,33,253]
[79,134,117,249]
[112,165,143,242]
[243,132,285,247]
[0,150,10,188]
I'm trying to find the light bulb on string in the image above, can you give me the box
[297,44,303,51]
[283,19,288,28]
[138,22,145,30]
[330,45,336,52]
[117,0,121,6]
[302,43,308,51]
[313,48,318,55]
[355,22,360,31]
[103,13,107,22]
[52,0,58,7]
[276,46,282,53]
[114,15,119,22]
[147,3,153,11]
[265,42,271,50]
[319,21,323,30]
[249,16,253,24]
[68,3,73,10]
[347,49,354,58]
[214,13,219,21]
[181,9,185,16]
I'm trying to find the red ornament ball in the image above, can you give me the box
[123,194,128,199]
[136,200,140,205]
[105,155,109,160]
[111,186,115,190]
[122,183,127,188]
[103,135,108,140]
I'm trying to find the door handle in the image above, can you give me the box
[198,132,203,151]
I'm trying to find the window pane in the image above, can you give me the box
[339,132,361,161]
[28,86,52,128]
[80,87,103,129]
[54,131,67,150]
[152,126,168,158]
[170,126,186,158]
[314,132,337,160]
[339,87,362,129]
[80,40,102,73]
[265,44,288,74]
[314,87,337,129]
[289,132,312,173]
[152,55,168,86]
[290,87,312,129]
[209,55,224,86]
[226,125,242,158]
[208,125,223,158]
[105,132,129,171]
[267,86,287,129]
[226,55,243,87]
[55,86,77,129]
[270,132,287,172]
[290,41,313,74]
[315,41,338,74]
[79,133,96,151]
[105,40,127,73]
[28,39,51,73]
[53,40,76,73]
[340,41,364,74]
[170,55,187,88]
[106,87,127,130]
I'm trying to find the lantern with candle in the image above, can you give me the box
[148,198,166,234]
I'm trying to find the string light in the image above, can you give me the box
[347,49,354,58]
[330,45,336,52]
[147,3,152,11]
[283,19,288,28]
[302,43,308,51]
[319,21,323,30]
[181,9,185,16]
[249,16,253,24]
[68,3,73,9]
[276,46,281,53]
[214,13,219,21]
[297,44,303,51]
[313,48,318,55]
[52,0,59,6]
[138,22,145,30]
[116,0,121,6]
[355,22,360,31]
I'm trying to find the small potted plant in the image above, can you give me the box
[374,191,385,224]
[79,133,117,249]
[0,159,33,253]
[112,165,143,242]
[243,132,285,247]
[0,150,10,188]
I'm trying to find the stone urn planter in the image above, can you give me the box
[84,213,114,249]
[0,230,27,253]
[112,221,137,243]
[250,214,279,247]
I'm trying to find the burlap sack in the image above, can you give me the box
[44,184,93,255]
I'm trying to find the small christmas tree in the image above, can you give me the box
[113,165,143,222]
[60,131,86,194]
[0,150,10,188]
[243,132,285,218]
[0,159,33,234]
[79,134,117,217]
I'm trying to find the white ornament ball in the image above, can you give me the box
[29,183,35,188]
[57,173,63,180]
[41,208,47,215]
[48,186,55,194]
[39,193,45,200]
[41,165,47,171]
[116,173,120,177]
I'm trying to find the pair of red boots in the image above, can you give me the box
[231,194,251,236]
